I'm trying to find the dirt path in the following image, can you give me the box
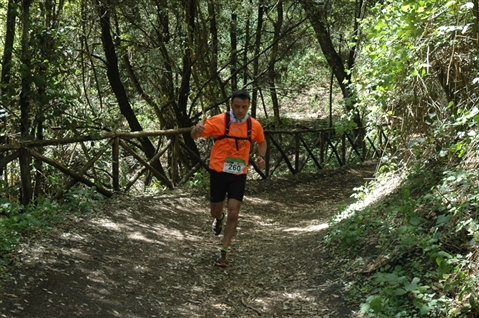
[0,163,376,317]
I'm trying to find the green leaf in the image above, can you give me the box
[398,225,410,234]
[405,277,420,291]
[418,285,430,293]
[370,296,383,313]
[471,294,477,308]
[360,303,370,313]
[409,216,422,226]
[436,214,451,226]
[437,258,451,278]
[395,288,407,295]
[419,304,431,315]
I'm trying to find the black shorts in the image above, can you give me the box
[210,170,247,202]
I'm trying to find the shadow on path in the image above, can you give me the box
[0,163,376,317]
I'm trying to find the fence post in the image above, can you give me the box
[294,133,300,173]
[113,137,120,191]
[341,134,346,165]
[19,147,32,205]
[171,135,178,186]
[379,126,383,149]
[265,133,270,178]
[0,127,5,179]
[320,131,325,163]
[361,128,366,161]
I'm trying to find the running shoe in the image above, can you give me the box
[212,212,225,235]
[216,255,228,267]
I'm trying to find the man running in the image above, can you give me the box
[191,90,267,267]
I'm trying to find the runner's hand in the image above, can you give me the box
[196,121,205,134]
[192,121,205,138]
[256,155,265,169]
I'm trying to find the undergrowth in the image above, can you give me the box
[0,187,100,280]
[326,160,479,317]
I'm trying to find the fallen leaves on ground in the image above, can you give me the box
[0,163,376,317]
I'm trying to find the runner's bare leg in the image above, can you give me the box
[222,198,241,249]
[210,201,224,219]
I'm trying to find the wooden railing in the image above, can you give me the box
[260,126,390,178]
[0,125,390,205]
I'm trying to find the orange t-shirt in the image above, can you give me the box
[201,113,265,174]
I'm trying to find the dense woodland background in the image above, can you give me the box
[1,0,479,316]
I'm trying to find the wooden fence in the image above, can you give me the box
[0,126,390,205]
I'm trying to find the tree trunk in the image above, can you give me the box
[174,0,201,165]
[474,0,479,52]
[206,1,228,107]
[1,0,17,97]
[230,12,238,91]
[251,1,264,119]
[20,0,33,205]
[97,0,170,185]
[34,120,44,199]
[20,0,31,139]
[0,0,19,178]
[269,1,283,128]
[146,0,202,171]
[299,0,363,128]
[300,0,349,97]
[151,0,176,128]
[32,0,65,200]
[243,3,251,88]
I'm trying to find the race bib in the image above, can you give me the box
[223,157,245,174]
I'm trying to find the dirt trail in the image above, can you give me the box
[0,163,376,318]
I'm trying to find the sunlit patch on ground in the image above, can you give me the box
[0,164,376,317]
[283,223,329,233]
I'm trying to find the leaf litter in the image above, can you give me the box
[0,163,376,317]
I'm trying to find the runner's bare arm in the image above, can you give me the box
[191,122,206,139]
[256,140,267,169]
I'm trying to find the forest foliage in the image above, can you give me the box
[1,0,479,316]
[328,0,479,316]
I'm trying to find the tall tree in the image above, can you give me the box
[32,0,69,199]
[0,0,19,177]
[242,2,251,88]
[473,0,479,54]
[96,0,170,185]
[230,11,238,91]
[117,0,203,172]
[1,0,18,104]
[175,0,195,128]
[268,0,283,127]
[299,0,365,127]
[251,1,264,119]
[174,0,202,168]
[19,0,33,205]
